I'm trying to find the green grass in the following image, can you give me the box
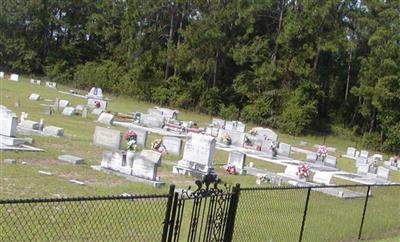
[1,76,399,242]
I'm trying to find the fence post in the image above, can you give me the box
[161,184,175,242]
[223,183,241,242]
[299,187,311,242]
[358,185,371,240]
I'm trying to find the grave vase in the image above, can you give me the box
[126,151,135,168]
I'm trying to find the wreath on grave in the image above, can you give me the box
[225,164,236,175]
[256,174,271,185]
[297,163,310,178]
[222,133,232,145]
[151,139,168,154]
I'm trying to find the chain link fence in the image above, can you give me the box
[0,184,399,242]
[233,184,400,242]
[0,194,169,242]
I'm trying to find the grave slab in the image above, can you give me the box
[29,93,41,101]
[97,112,114,125]
[43,126,64,136]
[93,126,121,150]
[58,155,85,164]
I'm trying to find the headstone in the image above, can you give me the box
[284,165,298,177]
[236,122,246,132]
[224,121,245,132]
[217,129,245,147]
[87,87,103,98]
[97,112,114,125]
[131,150,160,180]
[10,74,19,81]
[346,147,356,157]
[372,154,383,161]
[30,79,41,85]
[212,118,225,129]
[0,106,18,137]
[162,136,182,155]
[45,81,57,88]
[58,155,84,164]
[357,164,369,175]
[260,139,274,153]
[93,126,121,150]
[4,159,16,164]
[306,153,318,162]
[101,150,124,172]
[324,156,337,168]
[92,108,103,116]
[59,100,69,108]
[141,113,164,128]
[19,120,40,130]
[148,108,163,116]
[205,127,219,137]
[356,157,367,167]
[82,107,88,118]
[14,99,20,108]
[155,107,178,120]
[75,105,85,113]
[173,133,217,177]
[62,107,75,116]
[228,151,246,174]
[360,150,369,159]
[130,127,148,148]
[278,143,291,157]
[313,172,333,185]
[29,93,41,101]
[376,167,389,180]
[0,72,4,79]
[87,98,107,110]
[43,126,64,136]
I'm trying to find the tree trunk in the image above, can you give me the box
[345,51,352,101]
[174,12,184,76]
[271,0,285,64]
[313,45,320,72]
[213,49,219,87]
[165,9,175,80]
[369,108,376,133]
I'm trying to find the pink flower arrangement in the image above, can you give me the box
[123,130,137,141]
[297,163,310,178]
[226,164,236,175]
[317,145,328,155]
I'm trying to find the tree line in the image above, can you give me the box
[1,0,399,153]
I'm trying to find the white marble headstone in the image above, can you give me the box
[324,155,337,167]
[346,147,356,157]
[162,136,182,155]
[357,164,369,174]
[0,72,4,79]
[0,106,18,137]
[376,167,389,180]
[45,81,57,88]
[10,74,19,81]
[313,172,332,185]
[182,133,216,167]
[29,93,41,101]
[141,113,164,128]
[360,150,369,159]
[93,126,121,150]
[62,107,75,116]
[228,151,246,171]
[217,129,245,147]
[97,112,114,125]
[278,143,291,157]
[59,100,69,108]
[212,118,225,129]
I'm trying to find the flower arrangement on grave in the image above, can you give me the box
[297,163,310,178]
[123,130,137,152]
[225,164,236,175]
[317,145,328,156]
[151,139,168,154]
[222,133,232,145]
[256,174,271,185]
[94,100,101,108]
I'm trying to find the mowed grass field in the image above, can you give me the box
[1,76,399,241]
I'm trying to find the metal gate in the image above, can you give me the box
[162,181,240,242]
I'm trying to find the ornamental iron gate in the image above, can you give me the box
[162,180,240,242]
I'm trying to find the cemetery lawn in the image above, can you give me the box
[1,77,399,242]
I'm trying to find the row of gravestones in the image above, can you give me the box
[305,152,337,168]
[93,126,248,182]
[0,71,58,88]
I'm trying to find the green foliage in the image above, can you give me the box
[219,104,239,121]
[361,132,382,151]
[1,0,400,152]
[279,82,321,135]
